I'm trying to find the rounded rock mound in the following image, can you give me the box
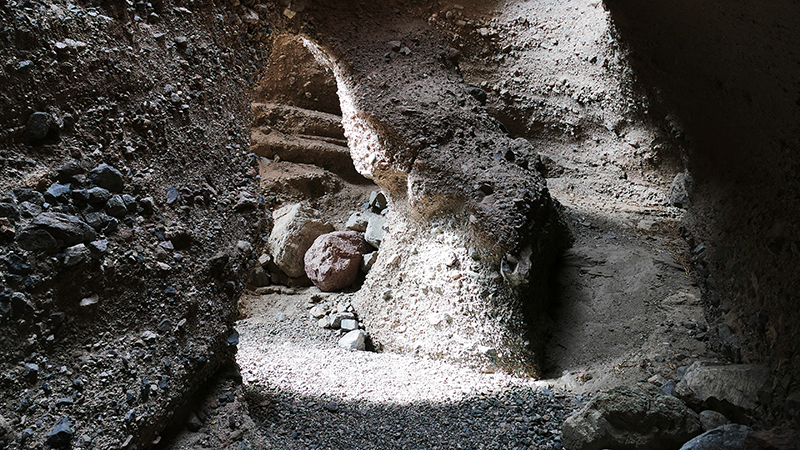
[304,231,371,292]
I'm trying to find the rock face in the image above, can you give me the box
[268,203,334,278]
[562,384,702,450]
[301,1,569,374]
[304,231,370,292]
[675,362,771,423]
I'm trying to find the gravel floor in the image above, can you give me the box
[232,302,577,450]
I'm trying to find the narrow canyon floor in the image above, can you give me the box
[163,131,718,450]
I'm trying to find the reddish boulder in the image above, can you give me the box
[304,231,370,292]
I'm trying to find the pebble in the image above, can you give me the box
[325,401,339,412]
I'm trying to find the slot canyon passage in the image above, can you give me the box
[1,0,799,449]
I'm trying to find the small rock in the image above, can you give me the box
[699,410,730,431]
[275,312,287,321]
[338,329,366,350]
[46,417,74,448]
[234,191,258,212]
[368,191,387,213]
[669,172,692,208]
[325,401,339,412]
[18,201,42,218]
[679,424,749,450]
[19,212,96,250]
[318,316,331,328]
[388,40,402,51]
[309,305,327,319]
[23,363,39,381]
[248,265,271,287]
[330,312,356,329]
[139,197,155,216]
[345,211,377,232]
[12,188,45,206]
[63,243,91,266]
[166,187,179,205]
[86,187,112,205]
[80,294,99,307]
[304,231,371,292]
[26,111,53,140]
[675,362,771,422]
[141,330,158,343]
[0,203,20,223]
[88,164,124,193]
[45,183,71,204]
[15,227,58,251]
[340,318,358,331]
[365,215,388,248]
[186,411,203,432]
[105,195,128,217]
[361,251,378,272]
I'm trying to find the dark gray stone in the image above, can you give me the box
[562,384,702,450]
[122,194,137,212]
[25,112,53,140]
[46,417,74,448]
[45,183,71,204]
[15,228,58,251]
[33,212,97,244]
[17,212,97,250]
[88,164,124,193]
[12,188,45,206]
[18,201,42,218]
[679,424,750,450]
[0,203,20,222]
[55,159,85,182]
[86,187,112,205]
[106,195,128,218]
[186,412,203,432]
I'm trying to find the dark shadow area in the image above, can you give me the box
[243,383,574,450]
[605,0,800,424]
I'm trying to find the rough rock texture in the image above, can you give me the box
[562,384,701,450]
[605,0,800,424]
[679,424,750,450]
[0,1,271,448]
[675,362,772,424]
[290,0,569,375]
[268,203,335,278]
[304,231,370,292]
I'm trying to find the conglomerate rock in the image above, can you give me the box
[289,0,570,375]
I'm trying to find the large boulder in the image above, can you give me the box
[304,231,370,292]
[562,384,702,450]
[268,203,334,278]
[675,362,771,423]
